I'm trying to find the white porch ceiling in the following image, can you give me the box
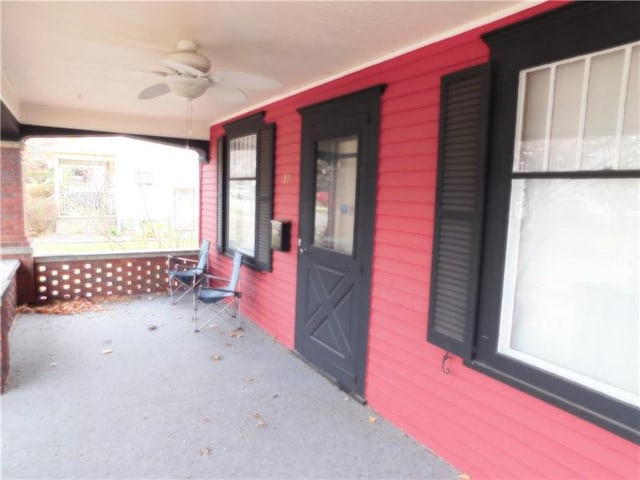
[1,1,534,141]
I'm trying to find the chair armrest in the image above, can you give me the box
[201,272,229,286]
[169,263,198,273]
[168,256,199,272]
[168,255,198,265]
[199,286,242,297]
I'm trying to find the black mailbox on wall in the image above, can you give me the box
[271,219,291,252]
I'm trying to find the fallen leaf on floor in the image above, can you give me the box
[244,376,255,383]
[230,329,244,338]
[147,324,157,331]
[458,474,471,480]
[17,298,108,315]
[101,349,113,355]
[211,354,223,361]
[253,412,267,428]
[368,415,377,423]
[199,446,212,456]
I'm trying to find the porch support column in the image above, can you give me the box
[1,141,35,305]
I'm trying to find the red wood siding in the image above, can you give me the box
[201,2,640,477]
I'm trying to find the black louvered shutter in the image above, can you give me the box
[254,123,275,272]
[216,136,226,253]
[427,64,490,359]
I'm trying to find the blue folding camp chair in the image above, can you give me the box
[193,250,243,332]
[167,239,210,304]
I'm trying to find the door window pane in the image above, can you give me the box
[314,136,358,255]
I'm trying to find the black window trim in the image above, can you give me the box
[428,1,640,443]
[218,111,275,272]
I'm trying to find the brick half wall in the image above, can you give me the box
[33,250,198,303]
[1,260,19,393]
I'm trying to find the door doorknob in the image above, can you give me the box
[297,238,307,254]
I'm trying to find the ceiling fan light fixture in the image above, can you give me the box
[167,76,209,99]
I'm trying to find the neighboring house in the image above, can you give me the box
[53,154,116,235]
[30,137,198,242]
[202,2,639,478]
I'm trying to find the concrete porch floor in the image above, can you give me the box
[1,295,458,479]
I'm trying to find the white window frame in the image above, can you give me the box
[498,40,640,408]
[226,133,257,257]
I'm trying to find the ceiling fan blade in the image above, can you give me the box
[208,84,248,104]
[138,83,170,100]
[214,71,282,91]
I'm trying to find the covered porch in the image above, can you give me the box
[2,295,457,479]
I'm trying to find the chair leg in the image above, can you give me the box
[234,296,241,330]
[193,299,199,332]
[172,287,192,305]
[170,275,201,305]
[194,298,239,333]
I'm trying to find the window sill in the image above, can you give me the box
[465,358,640,444]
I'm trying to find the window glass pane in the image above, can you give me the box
[314,136,358,255]
[228,179,256,256]
[582,50,625,170]
[229,134,257,178]
[621,45,640,170]
[549,60,584,171]
[515,42,640,173]
[499,178,639,406]
[517,68,550,172]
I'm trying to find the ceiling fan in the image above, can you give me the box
[138,40,281,103]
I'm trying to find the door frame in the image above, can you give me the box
[295,85,386,399]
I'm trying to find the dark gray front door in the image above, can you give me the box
[295,86,384,398]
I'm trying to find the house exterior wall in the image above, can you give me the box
[201,2,639,477]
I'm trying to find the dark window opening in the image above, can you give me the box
[217,112,275,272]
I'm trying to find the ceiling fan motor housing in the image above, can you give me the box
[161,41,211,75]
